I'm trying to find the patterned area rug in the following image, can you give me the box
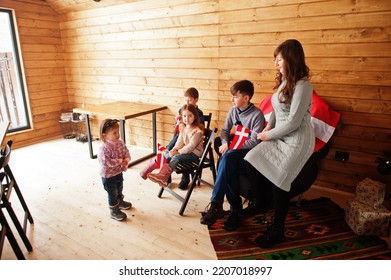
[208,197,391,260]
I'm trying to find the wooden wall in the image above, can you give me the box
[2,0,391,198]
[1,0,68,147]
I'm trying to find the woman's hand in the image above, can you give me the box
[257,125,271,141]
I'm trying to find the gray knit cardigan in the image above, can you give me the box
[244,79,315,192]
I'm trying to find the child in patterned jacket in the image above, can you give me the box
[98,119,132,221]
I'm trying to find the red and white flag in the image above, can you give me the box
[156,143,167,169]
[258,91,340,153]
[310,92,340,152]
[174,115,182,134]
[229,125,250,150]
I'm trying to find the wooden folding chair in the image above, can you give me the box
[0,140,34,254]
[157,128,217,215]
[197,113,213,185]
[203,112,212,129]
[0,172,26,260]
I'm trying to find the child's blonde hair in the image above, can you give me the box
[99,118,119,141]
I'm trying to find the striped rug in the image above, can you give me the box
[208,197,391,260]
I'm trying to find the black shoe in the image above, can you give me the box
[200,202,225,225]
[241,199,263,217]
[222,211,241,231]
[119,200,132,210]
[110,207,127,221]
[254,222,285,248]
[178,173,190,190]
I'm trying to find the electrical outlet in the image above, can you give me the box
[335,151,349,161]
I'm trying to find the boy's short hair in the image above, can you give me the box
[184,87,199,99]
[230,80,254,100]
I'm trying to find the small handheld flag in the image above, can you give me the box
[156,143,167,168]
[229,125,250,150]
[174,115,182,134]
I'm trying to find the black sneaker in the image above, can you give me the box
[110,208,127,221]
[241,199,262,217]
[222,211,241,231]
[178,173,190,190]
[200,202,225,225]
[119,200,132,210]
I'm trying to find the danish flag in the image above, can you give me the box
[156,143,167,168]
[258,91,340,152]
[174,115,182,134]
[229,125,250,150]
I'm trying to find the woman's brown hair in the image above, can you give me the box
[273,39,310,103]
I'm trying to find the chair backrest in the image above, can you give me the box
[0,140,12,170]
[0,156,4,171]
[203,113,212,129]
[197,128,217,172]
[158,127,218,215]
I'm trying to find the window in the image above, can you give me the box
[0,8,31,133]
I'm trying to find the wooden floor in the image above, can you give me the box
[1,137,382,260]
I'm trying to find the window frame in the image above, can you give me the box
[0,8,32,133]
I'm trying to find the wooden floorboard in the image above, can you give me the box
[1,138,216,260]
[2,138,389,260]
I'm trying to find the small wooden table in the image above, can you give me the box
[73,101,167,167]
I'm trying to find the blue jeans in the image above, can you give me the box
[101,173,124,207]
[211,149,249,213]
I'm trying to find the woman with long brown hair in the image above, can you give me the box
[244,39,315,248]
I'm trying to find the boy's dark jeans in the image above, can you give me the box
[211,149,249,213]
